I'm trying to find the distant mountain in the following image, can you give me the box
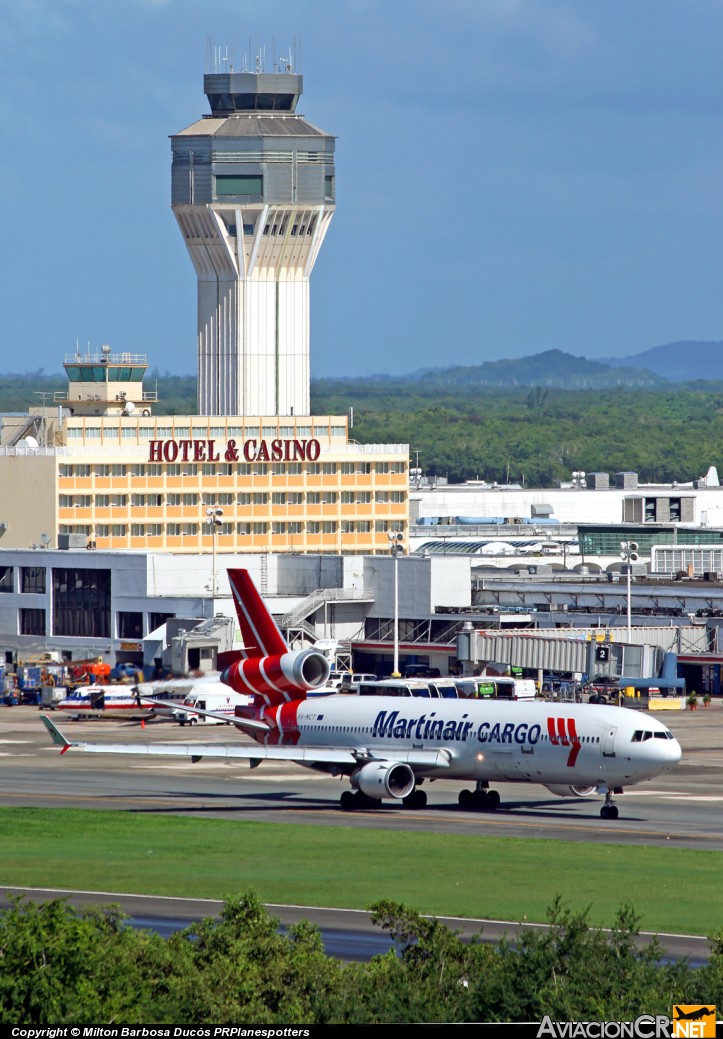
[416,349,665,389]
[601,340,723,382]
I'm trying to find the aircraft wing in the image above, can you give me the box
[40,715,450,770]
[137,694,268,733]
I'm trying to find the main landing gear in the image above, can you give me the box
[600,789,619,820]
[339,786,428,811]
[458,783,501,812]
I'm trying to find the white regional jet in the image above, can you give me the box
[41,570,682,821]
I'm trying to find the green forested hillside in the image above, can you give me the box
[313,381,723,485]
[3,372,722,487]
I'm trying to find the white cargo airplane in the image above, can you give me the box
[41,570,682,821]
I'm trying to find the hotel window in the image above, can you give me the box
[356,521,372,533]
[174,427,190,438]
[254,464,268,476]
[182,493,199,506]
[340,463,354,475]
[131,524,144,536]
[252,522,268,534]
[237,464,252,476]
[129,464,145,477]
[201,464,215,476]
[340,521,356,533]
[166,493,182,506]
[96,465,110,477]
[375,462,390,474]
[341,491,354,504]
[95,495,110,508]
[146,524,163,536]
[216,493,234,505]
[72,496,92,508]
[147,464,162,476]
[20,609,46,636]
[121,427,137,439]
[182,523,199,536]
[95,524,111,537]
[111,525,127,536]
[307,521,320,534]
[375,491,389,503]
[262,427,276,437]
[324,492,338,504]
[391,462,406,474]
[156,428,172,438]
[67,428,83,439]
[286,463,302,475]
[20,567,46,594]
[322,463,337,475]
[110,495,127,507]
[321,521,336,534]
[210,427,225,437]
[390,491,406,503]
[85,427,102,438]
[287,492,303,505]
[330,426,346,437]
[356,492,372,504]
[139,427,154,439]
[166,464,182,476]
[228,426,243,437]
[356,463,371,474]
[167,523,182,536]
[59,495,73,508]
[272,493,287,505]
[306,463,321,475]
[237,522,252,535]
[110,464,127,477]
[307,492,322,504]
[73,465,91,477]
[183,464,198,476]
[287,522,304,535]
[279,427,294,437]
[130,494,146,507]
[272,523,287,534]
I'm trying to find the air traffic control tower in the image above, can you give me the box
[171,65,335,417]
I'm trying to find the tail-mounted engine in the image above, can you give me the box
[222,648,330,701]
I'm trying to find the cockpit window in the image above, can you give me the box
[632,729,674,742]
[654,731,673,739]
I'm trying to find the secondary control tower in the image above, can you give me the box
[171,61,335,416]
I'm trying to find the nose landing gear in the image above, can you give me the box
[600,789,619,820]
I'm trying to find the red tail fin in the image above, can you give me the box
[228,569,288,659]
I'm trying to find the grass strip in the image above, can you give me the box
[0,807,720,936]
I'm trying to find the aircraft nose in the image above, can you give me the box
[658,735,682,770]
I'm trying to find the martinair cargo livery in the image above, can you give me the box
[42,570,682,821]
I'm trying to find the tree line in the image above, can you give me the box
[5,371,723,486]
[1,894,721,1024]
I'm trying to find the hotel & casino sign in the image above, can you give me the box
[148,438,322,464]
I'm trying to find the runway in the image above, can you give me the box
[0,705,721,848]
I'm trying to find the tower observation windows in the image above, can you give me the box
[215,175,263,197]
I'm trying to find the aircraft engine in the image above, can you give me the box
[222,648,330,698]
[352,761,416,800]
[544,784,598,798]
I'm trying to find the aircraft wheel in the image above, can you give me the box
[459,788,474,808]
[600,804,619,820]
[340,790,356,812]
[486,790,501,811]
[404,789,427,809]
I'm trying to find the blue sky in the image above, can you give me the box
[2,0,723,378]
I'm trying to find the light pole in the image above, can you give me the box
[206,507,224,597]
[619,541,639,640]
[388,531,404,678]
